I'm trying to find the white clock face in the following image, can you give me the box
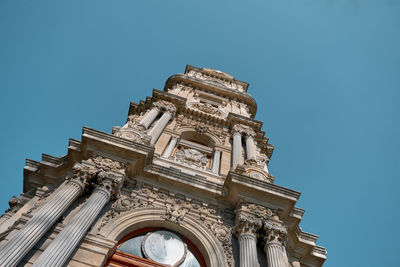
[142,230,187,266]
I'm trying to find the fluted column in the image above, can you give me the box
[148,112,171,145]
[235,214,262,267]
[139,107,160,129]
[245,130,256,161]
[32,171,125,267]
[162,136,178,158]
[232,127,243,169]
[212,149,221,174]
[0,163,93,267]
[264,221,289,267]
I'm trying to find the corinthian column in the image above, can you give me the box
[232,126,243,170]
[264,221,289,267]
[235,214,262,267]
[245,129,256,161]
[32,171,125,267]
[0,163,94,267]
[139,107,160,129]
[148,102,176,145]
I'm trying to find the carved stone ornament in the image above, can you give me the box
[186,70,244,92]
[188,102,223,117]
[167,83,193,95]
[86,155,126,174]
[234,213,262,237]
[177,116,225,141]
[239,202,274,220]
[0,196,23,220]
[96,171,126,199]
[162,198,191,224]
[173,147,209,170]
[204,220,234,267]
[112,126,150,145]
[97,183,234,266]
[232,124,251,136]
[153,100,177,115]
[264,221,288,247]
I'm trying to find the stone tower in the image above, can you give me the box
[0,65,326,267]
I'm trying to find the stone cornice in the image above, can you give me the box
[144,164,224,196]
[185,65,249,92]
[226,171,301,202]
[82,127,154,158]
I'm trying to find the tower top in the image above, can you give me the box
[164,65,257,118]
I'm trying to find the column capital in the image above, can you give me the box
[244,128,256,138]
[264,221,288,247]
[235,213,262,238]
[153,100,177,115]
[232,124,246,136]
[95,171,126,199]
[66,162,97,190]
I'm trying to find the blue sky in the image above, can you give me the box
[0,1,399,266]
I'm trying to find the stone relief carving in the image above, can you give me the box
[87,156,126,174]
[187,70,244,92]
[162,198,191,224]
[96,184,234,266]
[204,220,234,267]
[153,100,177,115]
[173,147,209,170]
[188,102,224,117]
[112,114,151,145]
[167,83,193,95]
[176,115,226,141]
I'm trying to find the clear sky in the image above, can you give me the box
[0,1,399,266]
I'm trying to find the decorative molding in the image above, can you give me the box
[188,102,224,118]
[152,100,177,115]
[186,70,244,92]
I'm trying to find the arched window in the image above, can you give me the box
[107,228,206,267]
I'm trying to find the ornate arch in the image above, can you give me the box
[102,207,227,267]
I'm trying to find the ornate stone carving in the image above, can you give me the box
[186,70,244,92]
[240,202,274,220]
[0,196,24,220]
[95,171,126,199]
[167,83,193,95]
[153,100,177,115]
[66,162,98,189]
[232,124,249,135]
[90,156,126,172]
[204,220,234,267]
[189,102,223,117]
[235,213,262,236]
[173,147,209,170]
[162,198,190,224]
[177,116,225,141]
[264,221,288,247]
[113,126,150,145]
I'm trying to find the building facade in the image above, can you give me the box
[0,65,326,267]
